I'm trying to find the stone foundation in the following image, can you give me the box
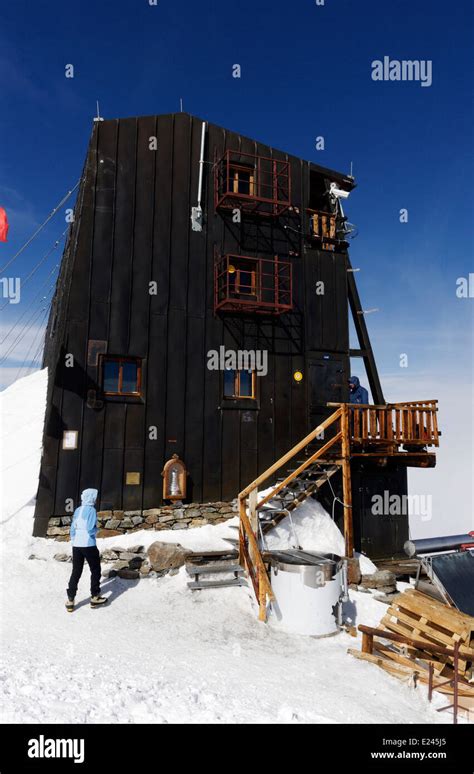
[46,501,237,540]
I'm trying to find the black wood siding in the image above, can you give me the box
[34,113,357,531]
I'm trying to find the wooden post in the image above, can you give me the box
[362,631,374,654]
[238,496,246,567]
[258,568,267,622]
[341,404,354,558]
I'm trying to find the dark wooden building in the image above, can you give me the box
[33,112,412,557]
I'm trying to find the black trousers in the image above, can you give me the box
[67,546,101,599]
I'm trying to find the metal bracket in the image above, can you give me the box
[191,206,203,232]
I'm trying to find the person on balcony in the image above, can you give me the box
[348,375,369,405]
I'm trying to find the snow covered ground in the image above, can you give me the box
[0,370,453,724]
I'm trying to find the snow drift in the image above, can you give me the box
[0,370,449,724]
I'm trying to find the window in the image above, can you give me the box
[223,368,256,399]
[102,357,141,396]
[229,164,256,196]
[228,259,258,300]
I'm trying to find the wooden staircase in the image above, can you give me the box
[238,401,440,621]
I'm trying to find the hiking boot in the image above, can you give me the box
[65,598,75,613]
[90,595,108,608]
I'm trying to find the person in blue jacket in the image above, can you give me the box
[348,375,369,405]
[66,488,107,611]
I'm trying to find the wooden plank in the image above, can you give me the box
[353,408,361,440]
[369,409,377,438]
[399,590,474,636]
[380,617,473,667]
[393,605,473,649]
[350,649,474,698]
[348,649,419,678]
[341,404,353,558]
[361,409,368,440]
[379,409,386,439]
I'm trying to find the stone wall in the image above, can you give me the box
[46,501,237,540]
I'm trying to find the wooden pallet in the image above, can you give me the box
[379,589,474,678]
[348,587,474,719]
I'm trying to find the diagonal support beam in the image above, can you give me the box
[347,258,385,404]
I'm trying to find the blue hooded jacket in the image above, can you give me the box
[349,376,369,405]
[70,489,98,547]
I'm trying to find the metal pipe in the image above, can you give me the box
[404,533,474,557]
[197,121,207,208]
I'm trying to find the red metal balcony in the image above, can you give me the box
[214,253,293,315]
[214,150,291,217]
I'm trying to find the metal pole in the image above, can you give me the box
[196,121,207,208]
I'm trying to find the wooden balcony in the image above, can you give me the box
[307,208,338,251]
[328,401,440,458]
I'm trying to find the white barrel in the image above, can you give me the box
[269,552,342,637]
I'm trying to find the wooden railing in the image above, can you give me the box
[328,400,440,447]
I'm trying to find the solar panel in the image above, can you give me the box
[430,551,474,617]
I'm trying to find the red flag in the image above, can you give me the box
[0,207,9,242]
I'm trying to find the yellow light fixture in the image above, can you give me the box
[293,370,303,383]
[228,264,236,274]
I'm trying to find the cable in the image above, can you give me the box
[0,261,59,344]
[0,227,67,313]
[0,296,52,365]
[0,182,79,274]
[15,305,50,380]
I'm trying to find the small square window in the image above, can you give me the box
[102,357,141,396]
[228,259,258,300]
[229,164,256,196]
[223,369,256,399]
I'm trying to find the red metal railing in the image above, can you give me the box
[214,150,291,217]
[214,253,293,314]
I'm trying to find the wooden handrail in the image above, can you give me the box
[238,408,342,499]
[257,431,343,509]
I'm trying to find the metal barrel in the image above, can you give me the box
[404,533,474,558]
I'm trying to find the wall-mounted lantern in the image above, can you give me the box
[162,454,187,501]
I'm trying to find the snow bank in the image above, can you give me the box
[0,369,48,563]
[0,370,452,724]
[261,488,377,575]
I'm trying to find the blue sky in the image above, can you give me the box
[0,0,472,389]
[0,0,472,532]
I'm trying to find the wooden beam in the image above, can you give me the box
[341,404,354,558]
